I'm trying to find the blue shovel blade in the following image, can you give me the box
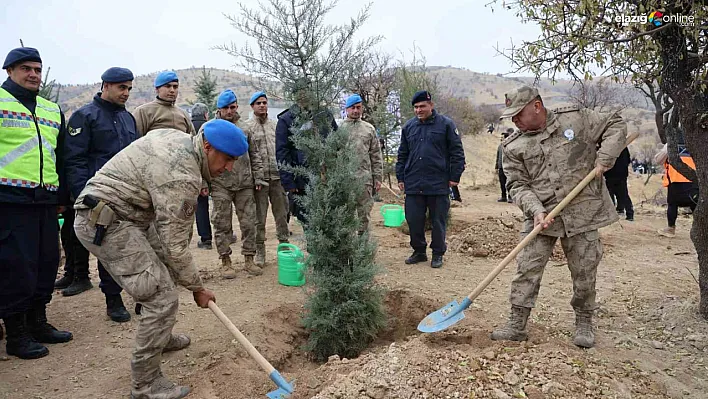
[417,297,472,333]
[266,370,294,399]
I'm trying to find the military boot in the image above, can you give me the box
[26,306,73,344]
[255,244,266,266]
[3,313,48,359]
[219,256,237,279]
[405,251,428,265]
[573,310,595,348]
[244,255,263,276]
[163,333,191,353]
[106,295,131,323]
[54,272,74,289]
[490,305,531,341]
[130,375,191,399]
[61,277,93,296]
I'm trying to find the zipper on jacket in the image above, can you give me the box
[32,113,45,187]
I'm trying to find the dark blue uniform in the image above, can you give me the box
[275,105,337,225]
[396,110,465,256]
[191,115,212,244]
[64,93,138,295]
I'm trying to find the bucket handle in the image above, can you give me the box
[277,243,304,260]
[380,204,401,216]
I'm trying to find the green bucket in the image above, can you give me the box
[58,214,64,229]
[380,204,405,227]
[277,243,306,287]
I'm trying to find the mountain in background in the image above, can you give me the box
[56,66,658,137]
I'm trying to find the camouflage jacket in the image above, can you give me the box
[205,114,260,194]
[340,118,384,186]
[132,97,196,137]
[244,114,279,181]
[502,106,627,237]
[75,129,210,291]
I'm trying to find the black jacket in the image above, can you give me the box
[604,147,631,180]
[191,116,207,133]
[396,110,466,195]
[64,94,138,200]
[0,78,68,205]
[275,105,338,191]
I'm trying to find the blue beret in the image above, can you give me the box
[3,47,42,69]
[203,119,248,157]
[249,91,267,105]
[154,71,178,88]
[217,89,237,108]
[101,67,134,83]
[411,90,432,105]
[345,94,362,108]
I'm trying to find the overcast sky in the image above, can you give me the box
[0,0,540,85]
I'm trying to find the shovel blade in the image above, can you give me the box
[266,387,293,399]
[267,370,294,398]
[417,297,472,333]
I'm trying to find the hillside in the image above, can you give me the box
[55,66,661,155]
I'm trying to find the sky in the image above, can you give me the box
[0,0,541,85]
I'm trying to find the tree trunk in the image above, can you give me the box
[657,23,708,319]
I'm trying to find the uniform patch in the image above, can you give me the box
[69,126,82,136]
[179,200,196,219]
[455,128,459,136]
[564,129,575,141]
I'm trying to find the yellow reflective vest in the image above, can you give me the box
[0,87,61,191]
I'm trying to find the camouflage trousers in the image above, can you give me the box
[74,210,179,389]
[357,185,374,233]
[254,179,290,245]
[211,187,256,257]
[510,230,602,311]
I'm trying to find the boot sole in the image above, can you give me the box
[61,285,94,297]
[7,347,49,359]
[405,258,428,265]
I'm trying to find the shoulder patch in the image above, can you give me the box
[68,126,82,136]
[178,200,196,220]
[502,130,522,147]
[552,105,581,114]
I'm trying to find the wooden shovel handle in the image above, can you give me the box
[208,301,275,375]
[465,132,638,302]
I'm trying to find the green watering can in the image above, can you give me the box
[277,243,305,287]
[380,204,405,227]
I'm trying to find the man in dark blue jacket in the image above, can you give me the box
[61,67,138,322]
[396,91,466,268]
[190,102,213,249]
[604,147,633,221]
[275,92,338,226]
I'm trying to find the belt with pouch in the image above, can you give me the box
[82,195,116,246]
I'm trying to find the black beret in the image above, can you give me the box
[411,90,432,105]
[3,47,42,69]
[101,67,134,83]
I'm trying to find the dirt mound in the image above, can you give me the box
[449,216,566,261]
[312,335,667,399]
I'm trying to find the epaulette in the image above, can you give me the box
[552,105,580,114]
[502,130,522,147]
[277,108,289,118]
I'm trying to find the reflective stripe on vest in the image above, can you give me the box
[662,155,696,187]
[0,87,60,191]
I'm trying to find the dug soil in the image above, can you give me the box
[1,153,704,398]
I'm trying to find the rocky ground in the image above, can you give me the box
[0,152,705,398]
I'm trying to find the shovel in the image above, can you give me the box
[418,132,638,333]
[208,301,294,398]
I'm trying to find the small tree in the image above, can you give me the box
[38,66,60,103]
[477,104,502,127]
[193,66,218,115]
[395,46,438,124]
[221,0,386,361]
[435,94,485,135]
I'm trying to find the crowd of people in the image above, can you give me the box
[0,45,699,399]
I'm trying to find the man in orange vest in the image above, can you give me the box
[654,142,698,237]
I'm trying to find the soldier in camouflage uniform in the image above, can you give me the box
[491,85,626,348]
[340,94,384,234]
[73,120,247,399]
[209,89,262,278]
[244,91,290,266]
